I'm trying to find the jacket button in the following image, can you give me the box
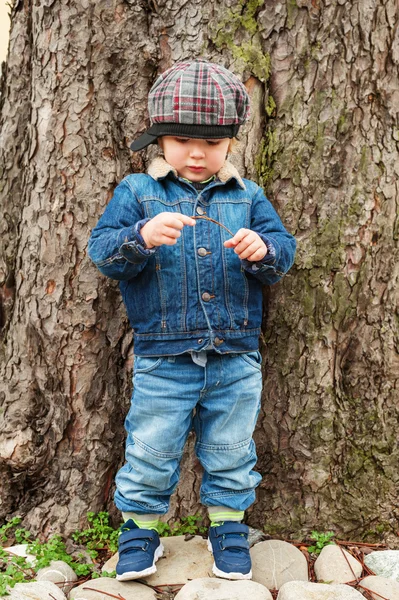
[198,338,203,344]
[214,337,224,346]
[196,206,206,215]
[202,292,211,302]
[197,247,208,257]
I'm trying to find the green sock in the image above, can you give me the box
[208,507,244,527]
[122,511,159,531]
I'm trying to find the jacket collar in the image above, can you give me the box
[147,157,246,190]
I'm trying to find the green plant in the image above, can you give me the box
[0,518,31,545]
[72,512,120,557]
[157,514,208,537]
[308,530,335,554]
[0,547,34,595]
[28,535,92,576]
[0,514,108,595]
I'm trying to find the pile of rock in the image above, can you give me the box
[3,534,399,599]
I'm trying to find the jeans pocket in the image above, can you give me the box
[239,351,262,371]
[134,356,164,374]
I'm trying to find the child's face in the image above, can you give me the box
[159,136,231,182]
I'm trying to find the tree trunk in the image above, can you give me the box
[1,0,398,544]
[250,0,399,546]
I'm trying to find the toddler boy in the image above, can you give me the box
[88,59,296,581]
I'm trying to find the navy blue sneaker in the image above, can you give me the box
[116,519,164,581]
[208,522,252,580]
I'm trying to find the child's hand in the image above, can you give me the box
[141,212,196,248]
[224,229,267,261]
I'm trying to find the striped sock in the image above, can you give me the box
[122,512,159,532]
[208,507,244,527]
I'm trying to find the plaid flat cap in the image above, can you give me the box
[131,60,250,151]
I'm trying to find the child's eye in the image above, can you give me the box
[206,140,222,146]
[175,137,189,143]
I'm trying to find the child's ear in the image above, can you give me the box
[228,138,238,154]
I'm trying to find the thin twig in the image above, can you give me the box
[192,215,287,275]
[336,540,387,548]
[338,543,359,582]
[82,587,125,599]
[299,546,311,581]
[2,552,36,578]
[152,583,185,592]
[135,579,186,592]
[287,538,387,549]
[357,583,390,600]
[192,215,234,237]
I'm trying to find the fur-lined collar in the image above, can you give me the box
[147,157,246,190]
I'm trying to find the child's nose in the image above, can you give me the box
[190,145,205,158]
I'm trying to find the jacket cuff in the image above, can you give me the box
[118,218,157,262]
[241,235,278,274]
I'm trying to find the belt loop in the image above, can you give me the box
[168,356,176,363]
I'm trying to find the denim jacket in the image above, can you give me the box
[88,158,296,356]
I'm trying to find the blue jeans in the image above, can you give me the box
[114,352,263,514]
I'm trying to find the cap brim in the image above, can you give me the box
[130,122,240,151]
[130,131,158,151]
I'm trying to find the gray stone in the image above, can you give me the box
[64,540,95,565]
[175,577,273,600]
[36,560,77,594]
[1,581,66,600]
[3,545,36,566]
[277,580,366,599]
[365,551,399,582]
[360,575,399,599]
[102,535,213,585]
[250,539,308,590]
[314,544,363,584]
[248,526,268,548]
[69,578,156,600]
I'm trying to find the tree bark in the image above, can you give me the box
[0,0,398,544]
